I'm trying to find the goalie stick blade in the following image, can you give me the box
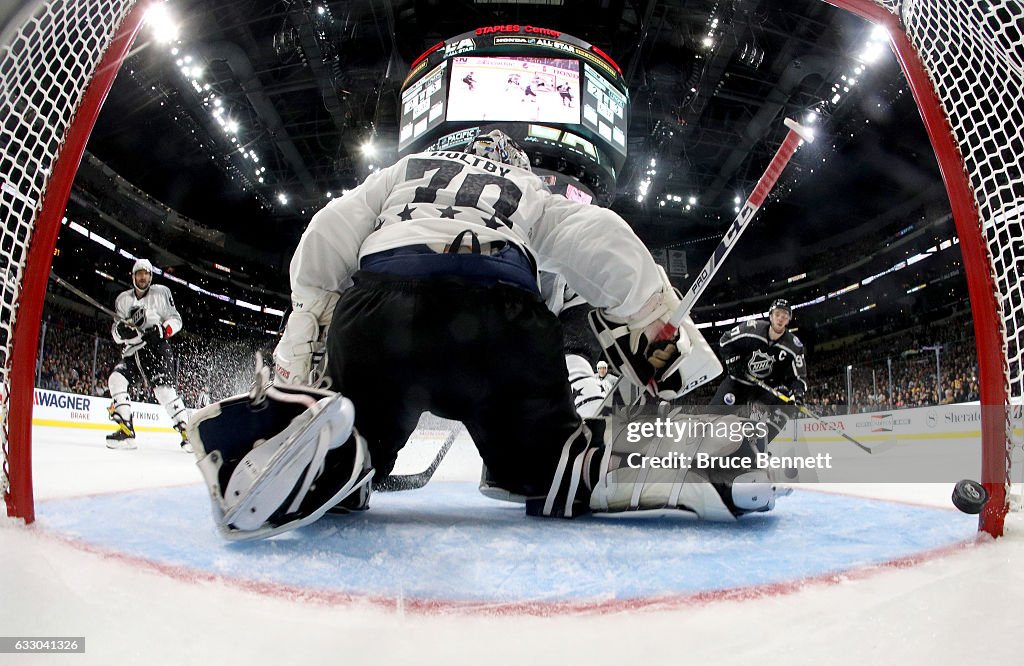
[373,424,462,492]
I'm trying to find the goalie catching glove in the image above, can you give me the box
[189,381,374,540]
[588,274,722,399]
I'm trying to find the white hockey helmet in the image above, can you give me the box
[466,129,531,171]
[596,361,609,370]
[132,258,153,292]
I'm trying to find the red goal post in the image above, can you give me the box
[1,0,147,524]
[1,0,1020,536]
[825,0,1020,537]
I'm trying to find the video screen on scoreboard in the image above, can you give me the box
[399,61,448,151]
[446,56,581,125]
[581,63,627,155]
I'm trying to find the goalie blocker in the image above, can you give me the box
[190,382,785,540]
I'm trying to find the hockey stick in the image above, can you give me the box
[652,118,815,345]
[744,374,894,454]
[373,422,463,492]
[49,271,126,322]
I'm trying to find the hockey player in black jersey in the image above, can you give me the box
[710,298,807,444]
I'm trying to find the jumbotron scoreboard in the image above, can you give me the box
[398,25,630,203]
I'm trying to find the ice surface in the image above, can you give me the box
[2,425,1022,665]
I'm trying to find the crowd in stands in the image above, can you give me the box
[36,302,274,409]
[804,312,979,414]
[36,311,117,397]
[36,294,983,421]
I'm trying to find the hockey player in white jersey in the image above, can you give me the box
[106,258,191,452]
[188,129,784,540]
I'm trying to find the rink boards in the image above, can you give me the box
[28,387,1011,484]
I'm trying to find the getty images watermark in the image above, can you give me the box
[622,416,834,472]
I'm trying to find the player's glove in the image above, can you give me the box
[115,320,139,341]
[589,291,689,396]
[142,325,164,347]
[724,354,745,378]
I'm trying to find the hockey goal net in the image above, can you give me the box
[1,0,1021,535]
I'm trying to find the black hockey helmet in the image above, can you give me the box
[769,298,792,318]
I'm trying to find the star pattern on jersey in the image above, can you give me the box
[398,204,416,221]
[571,386,583,402]
[481,213,512,230]
[437,205,458,219]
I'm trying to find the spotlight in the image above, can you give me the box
[145,3,179,44]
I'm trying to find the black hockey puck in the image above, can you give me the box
[951,479,989,514]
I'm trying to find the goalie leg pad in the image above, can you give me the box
[190,385,374,540]
[588,414,786,520]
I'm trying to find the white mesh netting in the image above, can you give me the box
[890,0,1024,504]
[1,0,138,507]
[1,0,1022,523]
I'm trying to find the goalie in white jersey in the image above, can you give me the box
[106,258,191,452]
[188,129,787,540]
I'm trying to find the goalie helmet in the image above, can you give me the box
[131,258,153,293]
[466,129,531,172]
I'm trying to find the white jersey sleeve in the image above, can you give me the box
[288,165,397,323]
[531,193,664,319]
[150,285,182,336]
[539,272,588,315]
